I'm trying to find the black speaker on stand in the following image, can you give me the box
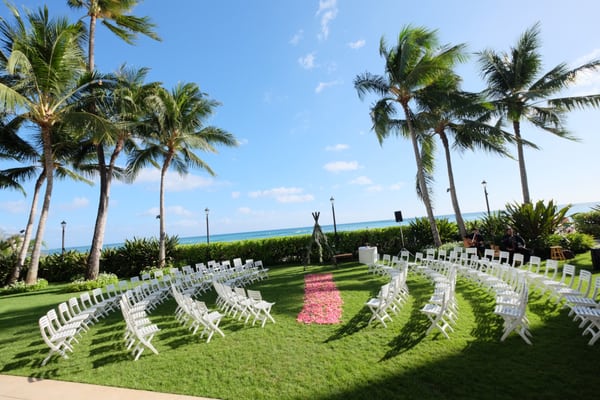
[394,210,406,251]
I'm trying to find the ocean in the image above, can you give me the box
[51,201,598,254]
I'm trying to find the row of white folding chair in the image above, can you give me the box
[119,295,160,360]
[494,279,532,345]
[38,306,85,366]
[212,282,276,327]
[420,263,458,339]
[565,275,600,317]
[460,258,533,344]
[171,284,225,342]
[369,253,392,275]
[365,267,410,328]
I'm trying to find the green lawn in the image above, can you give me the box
[1,258,599,400]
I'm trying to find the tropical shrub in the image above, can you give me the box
[472,211,510,246]
[39,250,88,282]
[504,200,570,253]
[406,217,458,252]
[0,278,48,295]
[101,235,179,278]
[572,208,600,238]
[65,273,119,292]
[0,234,23,285]
[547,232,596,254]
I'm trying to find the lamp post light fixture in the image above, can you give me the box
[205,208,210,245]
[481,180,491,216]
[330,196,338,242]
[61,220,67,254]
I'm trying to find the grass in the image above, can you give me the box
[1,255,600,399]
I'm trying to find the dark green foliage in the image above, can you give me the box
[504,200,570,253]
[406,217,458,251]
[0,278,48,294]
[572,208,600,238]
[38,250,87,282]
[64,273,118,292]
[471,211,510,246]
[547,232,596,254]
[100,235,179,278]
[0,235,20,285]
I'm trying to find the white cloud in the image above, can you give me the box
[134,168,214,192]
[231,191,241,199]
[323,161,359,173]
[238,207,252,214]
[316,0,338,40]
[142,205,194,218]
[389,182,405,190]
[248,187,314,203]
[298,52,316,70]
[325,143,349,152]
[367,185,383,192]
[289,29,304,45]
[64,197,89,210]
[348,39,365,49]
[350,176,372,185]
[315,79,341,93]
[0,200,27,214]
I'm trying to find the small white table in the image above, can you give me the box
[358,246,378,264]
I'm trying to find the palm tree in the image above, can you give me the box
[415,75,512,238]
[354,26,467,247]
[128,83,237,267]
[67,0,160,71]
[477,22,600,204]
[67,0,160,279]
[0,5,91,284]
[75,67,160,280]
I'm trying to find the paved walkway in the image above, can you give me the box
[0,375,218,400]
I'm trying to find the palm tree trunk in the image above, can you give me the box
[9,172,45,284]
[86,145,110,280]
[26,127,54,284]
[403,105,441,247]
[439,130,466,238]
[88,14,96,71]
[158,162,169,267]
[513,120,531,204]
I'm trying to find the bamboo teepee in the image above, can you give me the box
[304,212,335,270]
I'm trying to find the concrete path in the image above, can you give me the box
[0,375,218,400]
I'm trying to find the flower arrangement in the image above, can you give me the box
[297,273,343,324]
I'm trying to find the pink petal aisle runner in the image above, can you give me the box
[297,273,343,324]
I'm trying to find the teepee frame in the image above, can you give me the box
[304,212,335,270]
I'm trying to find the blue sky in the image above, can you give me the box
[2,0,600,249]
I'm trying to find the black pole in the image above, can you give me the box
[61,221,66,254]
[482,180,491,216]
[330,196,338,242]
[205,208,210,260]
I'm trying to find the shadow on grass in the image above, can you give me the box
[323,307,372,342]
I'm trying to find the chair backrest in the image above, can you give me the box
[68,297,83,316]
[247,289,263,302]
[233,258,243,267]
[80,292,94,309]
[141,273,151,281]
[498,251,510,264]
[512,253,525,268]
[105,284,117,298]
[575,270,593,296]
[154,269,164,279]
[465,247,477,256]
[528,256,541,274]
[57,302,72,324]
[426,249,436,260]
[91,288,106,304]
[130,276,140,286]
[483,248,495,261]
[560,264,576,287]
[590,276,600,301]
[544,259,559,279]
[400,250,410,262]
